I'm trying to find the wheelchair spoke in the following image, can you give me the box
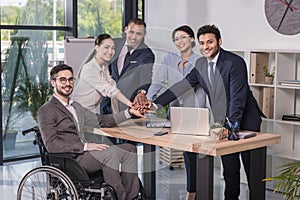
[17,166,78,200]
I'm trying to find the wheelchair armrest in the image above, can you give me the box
[46,152,82,159]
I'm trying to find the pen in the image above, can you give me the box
[226,117,232,128]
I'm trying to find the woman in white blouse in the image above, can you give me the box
[72,34,132,113]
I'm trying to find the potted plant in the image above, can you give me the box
[264,161,300,199]
[263,66,275,84]
[14,33,53,122]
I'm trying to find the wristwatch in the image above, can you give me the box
[137,89,147,95]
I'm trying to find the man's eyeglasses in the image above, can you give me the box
[53,77,75,84]
[173,35,191,43]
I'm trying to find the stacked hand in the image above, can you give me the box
[132,93,154,114]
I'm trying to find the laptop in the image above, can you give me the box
[170,107,210,136]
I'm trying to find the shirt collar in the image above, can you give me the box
[53,94,74,107]
[207,51,220,64]
[124,41,138,50]
[176,51,198,63]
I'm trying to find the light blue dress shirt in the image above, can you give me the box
[147,51,206,108]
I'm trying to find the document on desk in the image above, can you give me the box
[239,132,257,139]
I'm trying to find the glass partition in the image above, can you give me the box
[1,29,64,159]
[1,0,66,160]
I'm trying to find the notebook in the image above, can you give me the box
[170,107,210,136]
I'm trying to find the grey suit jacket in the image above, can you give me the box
[37,96,128,153]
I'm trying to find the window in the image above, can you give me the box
[77,0,123,38]
[0,0,143,163]
[0,0,67,162]
[0,0,65,26]
[1,29,64,160]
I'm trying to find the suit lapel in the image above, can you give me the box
[51,96,79,130]
[119,42,145,77]
[72,102,84,133]
[111,39,126,80]
[215,49,226,89]
[198,58,212,95]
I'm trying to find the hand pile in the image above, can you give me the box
[128,93,154,118]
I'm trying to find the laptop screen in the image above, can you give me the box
[170,107,210,135]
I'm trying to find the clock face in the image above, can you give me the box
[265,0,300,35]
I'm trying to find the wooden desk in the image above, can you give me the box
[86,120,280,200]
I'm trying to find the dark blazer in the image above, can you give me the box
[101,38,155,114]
[37,96,128,153]
[154,48,263,131]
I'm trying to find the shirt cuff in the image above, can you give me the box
[84,143,88,151]
[124,108,131,119]
[152,102,158,109]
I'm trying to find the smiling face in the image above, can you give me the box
[51,69,74,101]
[95,38,115,63]
[173,30,194,53]
[125,22,146,47]
[198,33,222,60]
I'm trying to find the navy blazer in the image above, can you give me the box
[101,38,155,114]
[154,48,263,131]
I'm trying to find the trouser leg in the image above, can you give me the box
[183,151,197,192]
[221,152,241,200]
[117,143,140,200]
[241,150,251,184]
[79,146,129,200]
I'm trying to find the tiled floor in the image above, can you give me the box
[0,150,284,200]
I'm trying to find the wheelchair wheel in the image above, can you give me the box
[17,166,79,200]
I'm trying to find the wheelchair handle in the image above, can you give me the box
[22,126,39,135]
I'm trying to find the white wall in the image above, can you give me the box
[145,0,300,52]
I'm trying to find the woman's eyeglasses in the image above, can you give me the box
[173,35,191,43]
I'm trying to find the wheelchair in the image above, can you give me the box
[17,126,118,200]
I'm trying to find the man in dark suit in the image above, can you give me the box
[100,18,155,115]
[151,25,264,200]
[37,63,144,200]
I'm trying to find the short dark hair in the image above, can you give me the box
[50,63,73,80]
[127,18,146,29]
[172,25,196,48]
[197,25,221,42]
[95,33,112,46]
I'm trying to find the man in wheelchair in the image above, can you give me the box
[37,63,144,200]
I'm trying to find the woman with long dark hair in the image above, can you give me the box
[73,34,132,113]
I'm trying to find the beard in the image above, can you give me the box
[201,44,220,60]
[56,85,73,98]
[210,45,220,59]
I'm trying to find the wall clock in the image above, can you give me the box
[264,0,300,35]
